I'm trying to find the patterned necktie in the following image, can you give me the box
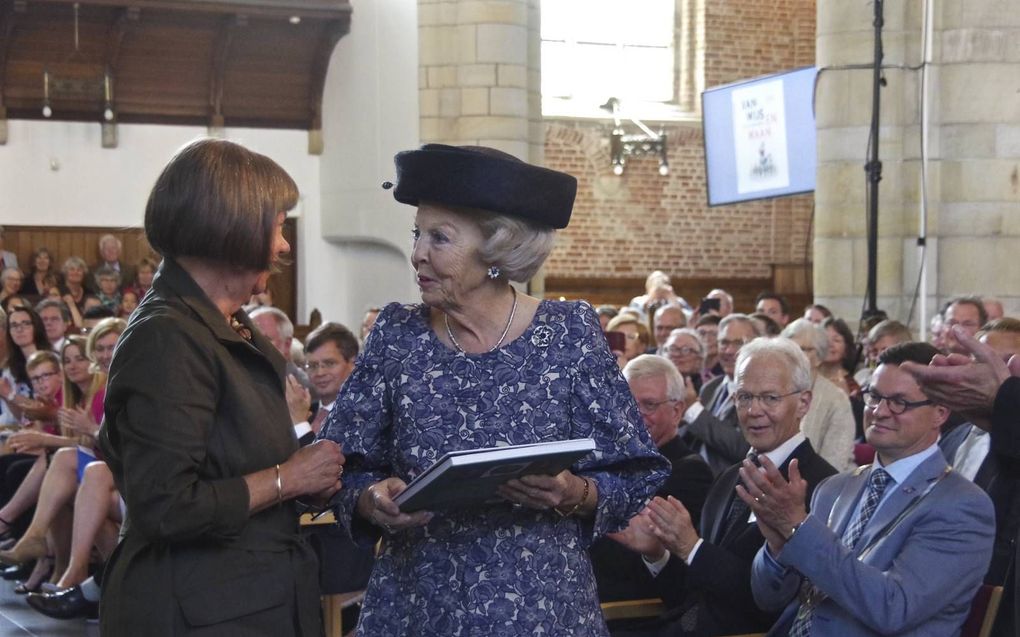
[311,406,328,434]
[788,468,891,637]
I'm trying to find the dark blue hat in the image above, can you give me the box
[386,144,576,229]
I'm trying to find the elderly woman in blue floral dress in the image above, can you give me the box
[319,144,669,636]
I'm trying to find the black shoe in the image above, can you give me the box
[25,586,98,620]
[0,562,32,581]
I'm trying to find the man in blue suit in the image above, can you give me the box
[743,342,995,636]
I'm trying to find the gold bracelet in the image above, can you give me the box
[555,477,590,518]
[274,464,283,506]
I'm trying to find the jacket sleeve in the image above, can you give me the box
[687,409,749,466]
[771,482,995,634]
[99,315,250,542]
[567,303,670,543]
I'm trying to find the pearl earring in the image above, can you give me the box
[487,266,501,280]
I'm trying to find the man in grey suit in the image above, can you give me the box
[681,313,762,475]
[743,342,995,636]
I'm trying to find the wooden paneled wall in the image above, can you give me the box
[2,222,300,326]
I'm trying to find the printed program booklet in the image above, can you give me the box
[394,438,596,512]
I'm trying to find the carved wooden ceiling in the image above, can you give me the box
[0,0,352,136]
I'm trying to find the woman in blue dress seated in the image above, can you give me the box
[319,144,670,636]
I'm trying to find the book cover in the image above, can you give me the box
[394,438,596,512]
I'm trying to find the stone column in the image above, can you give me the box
[418,0,543,163]
[814,0,1020,327]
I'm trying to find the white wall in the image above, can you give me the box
[312,0,421,330]
[0,121,318,229]
[0,0,423,333]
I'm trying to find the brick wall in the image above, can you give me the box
[542,0,815,284]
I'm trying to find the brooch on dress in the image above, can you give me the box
[531,325,554,348]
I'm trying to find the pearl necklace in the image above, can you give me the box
[445,287,518,353]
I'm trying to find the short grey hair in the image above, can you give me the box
[62,256,88,276]
[470,209,556,283]
[98,234,122,250]
[735,337,812,392]
[719,313,762,337]
[781,318,829,361]
[623,354,685,401]
[664,327,706,365]
[249,306,294,339]
[0,267,21,286]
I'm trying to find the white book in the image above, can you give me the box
[394,438,597,512]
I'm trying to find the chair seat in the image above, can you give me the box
[600,598,665,622]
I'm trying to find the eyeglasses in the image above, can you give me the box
[636,398,678,415]
[621,333,640,341]
[944,319,980,329]
[9,320,32,331]
[861,388,933,415]
[734,390,803,410]
[718,338,749,350]
[304,360,342,372]
[665,346,700,357]
[29,371,59,384]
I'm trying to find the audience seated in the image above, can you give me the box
[942,295,989,355]
[360,306,381,343]
[749,342,994,636]
[680,314,761,476]
[35,299,72,353]
[755,291,791,328]
[21,248,60,300]
[610,337,836,637]
[662,328,706,395]
[597,304,619,331]
[59,257,92,325]
[984,297,1005,322]
[853,319,912,388]
[694,314,722,381]
[781,319,856,470]
[0,268,24,308]
[89,235,134,295]
[704,289,733,318]
[651,304,687,355]
[819,316,861,397]
[802,302,832,324]
[607,314,652,366]
[592,355,712,604]
[250,306,311,390]
[749,311,781,337]
[93,266,122,315]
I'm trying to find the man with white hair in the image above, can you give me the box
[746,342,994,637]
[250,306,311,390]
[611,338,836,637]
[591,354,713,602]
[90,234,134,293]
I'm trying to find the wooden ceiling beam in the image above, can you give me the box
[105,6,139,74]
[209,13,243,129]
[26,0,351,21]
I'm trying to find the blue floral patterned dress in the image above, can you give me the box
[320,299,669,636]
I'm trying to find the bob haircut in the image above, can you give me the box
[469,207,556,283]
[735,337,812,393]
[145,138,298,272]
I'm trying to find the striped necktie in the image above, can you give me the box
[788,468,891,637]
